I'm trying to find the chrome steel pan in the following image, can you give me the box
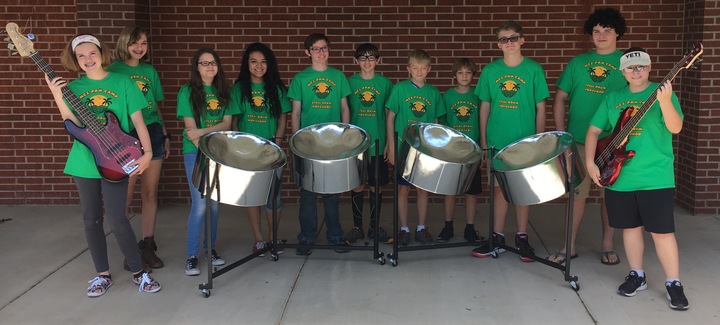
[192,131,286,207]
[399,123,482,195]
[289,123,371,194]
[491,131,585,206]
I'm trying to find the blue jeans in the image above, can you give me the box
[297,189,344,243]
[184,152,220,258]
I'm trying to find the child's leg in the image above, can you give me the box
[416,188,429,226]
[651,232,680,279]
[623,227,645,270]
[246,206,263,243]
[398,185,410,228]
[515,205,530,233]
[493,186,508,233]
[465,194,477,224]
[443,195,456,222]
[350,186,365,228]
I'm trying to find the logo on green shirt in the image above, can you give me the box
[453,105,473,122]
[85,95,111,116]
[588,66,610,82]
[499,81,520,98]
[134,80,150,95]
[312,82,333,99]
[409,101,427,118]
[206,99,222,116]
[359,91,376,107]
[251,95,267,113]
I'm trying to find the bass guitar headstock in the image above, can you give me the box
[4,22,36,57]
[681,42,703,70]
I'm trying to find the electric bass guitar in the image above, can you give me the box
[594,43,703,186]
[5,22,143,182]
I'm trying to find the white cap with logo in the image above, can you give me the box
[620,50,652,70]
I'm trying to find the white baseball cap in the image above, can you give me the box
[620,50,651,70]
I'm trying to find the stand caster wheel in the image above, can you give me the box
[390,259,398,267]
[271,254,279,261]
[378,257,386,265]
[570,281,580,292]
[202,289,211,298]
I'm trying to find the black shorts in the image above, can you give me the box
[604,188,675,233]
[366,155,389,187]
[130,122,166,160]
[464,169,482,195]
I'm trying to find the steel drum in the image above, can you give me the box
[192,131,286,207]
[289,122,372,194]
[491,131,585,206]
[399,123,483,195]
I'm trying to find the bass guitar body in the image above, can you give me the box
[595,106,636,186]
[64,111,143,182]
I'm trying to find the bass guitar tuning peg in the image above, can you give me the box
[27,33,35,40]
[7,43,15,50]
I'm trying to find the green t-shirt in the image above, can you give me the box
[348,73,393,156]
[287,66,351,128]
[589,82,683,191]
[442,87,481,143]
[232,82,291,140]
[64,72,146,178]
[475,57,549,151]
[556,50,625,143]
[107,61,165,126]
[176,84,239,154]
[386,80,446,143]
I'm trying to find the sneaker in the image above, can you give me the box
[253,241,266,257]
[367,227,389,242]
[471,232,506,258]
[295,241,313,256]
[206,249,225,266]
[344,227,365,243]
[398,230,411,246]
[271,242,285,255]
[618,271,648,297]
[330,239,351,253]
[86,275,113,297]
[436,226,454,243]
[133,272,161,293]
[666,281,689,310]
[515,234,536,262]
[185,256,200,276]
[415,228,433,244]
[464,227,483,242]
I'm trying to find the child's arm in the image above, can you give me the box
[129,111,153,175]
[386,109,396,165]
[585,125,603,187]
[340,97,350,123]
[479,101,490,160]
[552,90,568,131]
[535,99,546,133]
[185,115,232,148]
[44,75,82,126]
[275,113,288,146]
[657,81,683,134]
[291,100,301,133]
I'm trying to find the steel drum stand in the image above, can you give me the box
[386,133,483,267]
[197,164,279,298]
[276,139,385,264]
[485,146,580,291]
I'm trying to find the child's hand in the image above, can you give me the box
[657,81,673,103]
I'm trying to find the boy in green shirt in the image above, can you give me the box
[386,49,446,245]
[288,33,352,255]
[471,21,549,261]
[344,43,393,244]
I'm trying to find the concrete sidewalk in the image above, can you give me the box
[0,203,718,324]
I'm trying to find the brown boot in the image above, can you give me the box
[139,237,164,269]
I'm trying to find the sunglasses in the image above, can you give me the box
[498,35,521,44]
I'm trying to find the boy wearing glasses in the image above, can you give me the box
[471,21,549,261]
[585,48,688,310]
[289,33,352,255]
[549,7,627,266]
[344,43,393,244]
[386,49,446,245]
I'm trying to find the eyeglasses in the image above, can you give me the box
[198,61,217,67]
[498,35,521,44]
[624,65,648,72]
[310,46,329,53]
[357,56,377,62]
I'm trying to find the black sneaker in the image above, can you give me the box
[666,281,689,310]
[515,234,536,262]
[618,271,648,297]
[398,230,410,246]
[415,228,433,244]
[185,256,200,276]
[464,227,483,242]
[330,239,351,253]
[471,232,506,258]
[368,227,389,242]
[344,227,365,243]
[436,226,454,243]
[295,241,313,256]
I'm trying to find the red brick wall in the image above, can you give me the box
[2,0,715,213]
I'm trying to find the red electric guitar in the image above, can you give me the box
[594,43,703,186]
[6,22,143,182]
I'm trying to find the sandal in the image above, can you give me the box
[600,250,621,265]
[546,250,578,265]
[87,275,113,297]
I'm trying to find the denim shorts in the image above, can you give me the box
[131,122,166,160]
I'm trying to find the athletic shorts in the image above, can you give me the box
[465,169,482,195]
[130,122,166,160]
[366,155,390,187]
[604,188,675,233]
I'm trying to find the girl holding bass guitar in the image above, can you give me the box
[585,47,688,310]
[45,34,161,297]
